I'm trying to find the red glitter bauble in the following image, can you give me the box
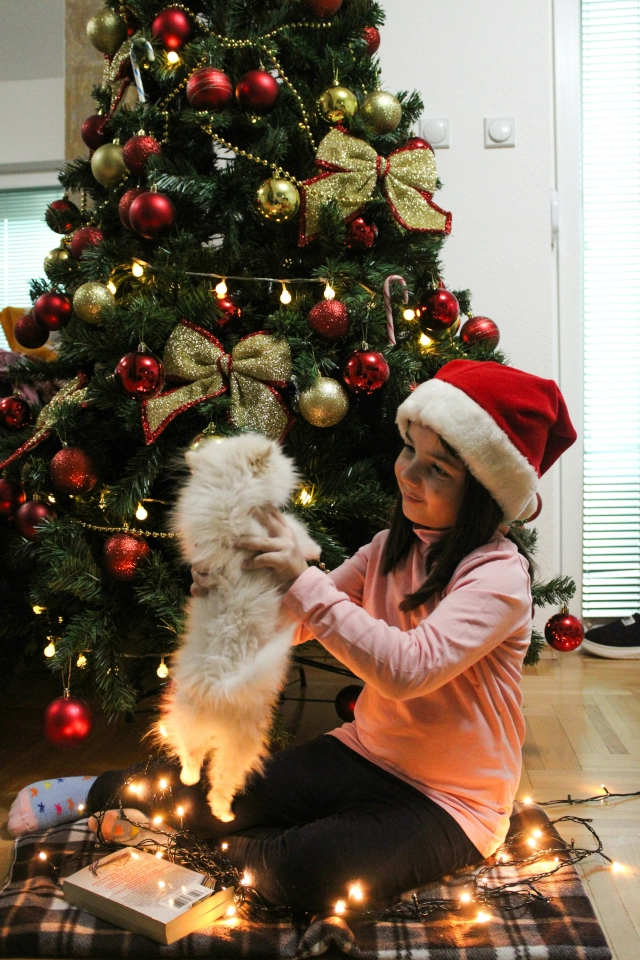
[459,315,500,350]
[0,396,32,431]
[215,296,242,327]
[345,217,378,250]
[14,312,49,349]
[14,501,56,540]
[416,288,459,340]
[50,447,98,495]
[70,226,105,260]
[303,0,343,16]
[103,532,150,581]
[343,349,390,394]
[186,67,234,110]
[407,136,432,150]
[81,114,109,151]
[235,70,280,113]
[45,199,81,235]
[123,134,162,175]
[151,7,193,50]
[362,25,380,54]
[33,292,72,331]
[308,300,350,341]
[128,191,176,239]
[43,695,93,748]
[0,478,26,517]
[118,187,147,230]
[115,351,165,399]
[335,684,363,722]
[544,611,584,653]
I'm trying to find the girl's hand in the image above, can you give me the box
[235,506,309,590]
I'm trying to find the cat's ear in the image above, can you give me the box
[247,445,273,477]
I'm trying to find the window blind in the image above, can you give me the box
[0,187,61,350]
[582,0,640,617]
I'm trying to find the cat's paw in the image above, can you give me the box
[179,763,201,786]
[207,790,235,823]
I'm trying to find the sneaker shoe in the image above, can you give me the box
[583,614,640,659]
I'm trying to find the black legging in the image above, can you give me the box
[87,735,481,914]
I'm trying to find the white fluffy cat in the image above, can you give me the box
[154,433,320,822]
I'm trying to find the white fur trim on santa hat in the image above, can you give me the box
[396,379,539,522]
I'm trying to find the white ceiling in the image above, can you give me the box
[0,0,64,82]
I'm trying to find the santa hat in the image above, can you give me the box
[396,360,577,522]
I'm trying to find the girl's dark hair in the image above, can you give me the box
[382,444,534,612]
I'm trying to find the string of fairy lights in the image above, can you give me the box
[35,763,640,928]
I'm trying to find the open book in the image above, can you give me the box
[62,847,236,944]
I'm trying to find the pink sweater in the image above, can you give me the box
[282,527,532,858]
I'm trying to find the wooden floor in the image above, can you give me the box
[1,645,639,958]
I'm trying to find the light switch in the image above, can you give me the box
[484,117,515,148]
[421,118,450,149]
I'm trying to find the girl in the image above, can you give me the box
[87,359,576,915]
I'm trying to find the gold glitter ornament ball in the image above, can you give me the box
[91,143,128,187]
[317,85,358,125]
[299,377,349,428]
[86,10,127,56]
[256,178,301,222]
[44,245,71,276]
[73,281,115,324]
[189,431,225,454]
[360,91,403,134]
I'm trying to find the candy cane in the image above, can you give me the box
[383,275,408,346]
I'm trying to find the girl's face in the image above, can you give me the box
[394,423,467,529]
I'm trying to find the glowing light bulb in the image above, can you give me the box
[44,641,56,658]
[476,911,491,923]
[498,853,509,863]
[38,851,47,861]
[77,804,85,813]
[221,842,229,851]
[166,51,180,64]
[107,280,117,295]
[527,838,537,848]
[324,283,335,300]
[33,605,46,615]
[159,726,168,738]
[611,862,626,873]
[554,857,559,863]
[135,503,148,521]
[176,806,184,817]
[460,892,472,903]
[76,654,87,669]
[403,308,416,321]
[157,658,169,679]
[215,279,228,297]
[48,494,56,503]
[418,333,432,347]
[226,906,236,917]
[129,784,139,794]
[131,261,144,278]
[158,880,166,888]
[156,851,164,858]
[298,487,313,506]
[159,778,168,790]
[280,284,292,305]
[131,851,139,859]
[348,883,364,902]
[241,872,253,886]
[153,815,163,825]
[523,797,533,805]
[334,899,346,915]
[533,829,542,838]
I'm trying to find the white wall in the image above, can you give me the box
[381,0,566,601]
[0,78,65,168]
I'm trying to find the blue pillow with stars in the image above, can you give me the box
[7,776,97,837]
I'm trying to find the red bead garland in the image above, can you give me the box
[186,67,234,110]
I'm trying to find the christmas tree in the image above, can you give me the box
[0,0,574,722]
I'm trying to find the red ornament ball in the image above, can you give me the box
[416,288,459,339]
[0,396,32,430]
[345,217,378,250]
[215,296,242,327]
[343,349,390,394]
[33,292,72,331]
[308,300,350,341]
[151,7,193,50]
[335,684,363,722]
[362,25,380,54]
[186,67,234,110]
[407,136,432,150]
[118,187,147,230]
[14,312,49,349]
[14,500,56,540]
[50,447,98,495]
[235,70,280,113]
[81,114,109,151]
[0,478,26,517]
[123,134,162,175]
[70,226,105,260]
[128,191,176,239]
[103,532,150,581]
[115,351,165,399]
[43,695,93,748]
[459,315,500,350]
[45,199,81,234]
[545,611,584,652]
[303,0,343,16]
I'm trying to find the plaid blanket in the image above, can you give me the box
[0,806,611,959]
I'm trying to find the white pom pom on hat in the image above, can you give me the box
[396,360,577,523]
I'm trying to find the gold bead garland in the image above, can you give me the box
[75,520,180,539]
[194,117,300,184]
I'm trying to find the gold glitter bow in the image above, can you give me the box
[299,127,452,245]
[141,321,294,444]
[0,374,90,470]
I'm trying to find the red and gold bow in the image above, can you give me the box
[141,321,294,444]
[299,127,452,245]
